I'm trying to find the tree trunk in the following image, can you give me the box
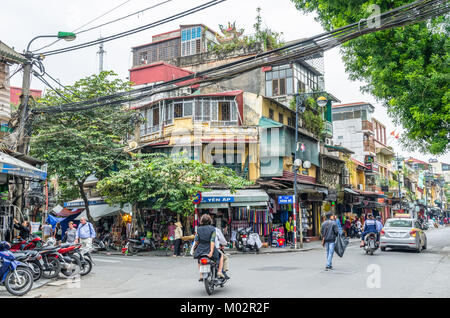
[185,214,191,236]
[77,180,94,224]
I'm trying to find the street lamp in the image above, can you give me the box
[293,159,302,250]
[14,31,77,218]
[316,96,328,108]
[26,32,77,53]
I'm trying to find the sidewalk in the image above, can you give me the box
[97,238,361,257]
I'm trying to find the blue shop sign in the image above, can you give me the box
[278,195,294,204]
[202,196,235,203]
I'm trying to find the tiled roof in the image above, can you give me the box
[0,41,26,64]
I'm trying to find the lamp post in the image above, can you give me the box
[293,92,328,249]
[14,32,76,224]
[18,31,77,153]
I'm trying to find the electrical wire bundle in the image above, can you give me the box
[31,0,449,115]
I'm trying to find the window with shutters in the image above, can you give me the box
[265,65,293,97]
[181,26,202,56]
[174,103,183,118]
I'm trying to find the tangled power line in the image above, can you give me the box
[33,0,449,115]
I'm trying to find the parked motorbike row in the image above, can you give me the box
[0,236,94,296]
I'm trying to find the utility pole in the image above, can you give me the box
[97,38,106,73]
[11,54,33,217]
[397,154,402,214]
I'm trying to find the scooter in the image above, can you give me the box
[236,227,261,253]
[349,224,362,238]
[11,250,43,281]
[0,242,34,296]
[9,235,43,252]
[363,232,379,255]
[198,255,229,296]
[125,237,157,254]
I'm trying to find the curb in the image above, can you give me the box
[94,239,361,257]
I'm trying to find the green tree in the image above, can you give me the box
[291,0,449,155]
[97,153,251,231]
[30,71,137,223]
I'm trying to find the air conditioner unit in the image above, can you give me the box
[179,87,191,96]
[325,138,333,146]
[357,184,364,190]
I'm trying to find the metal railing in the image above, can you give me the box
[362,120,374,132]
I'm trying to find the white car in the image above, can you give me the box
[380,218,427,252]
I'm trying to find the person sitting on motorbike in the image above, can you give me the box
[193,214,225,282]
[215,221,230,280]
[360,214,378,247]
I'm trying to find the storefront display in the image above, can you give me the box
[231,207,270,237]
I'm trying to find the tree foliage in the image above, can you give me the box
[30,71,137,222]
[291,0,449,155]
[96,154,252,217]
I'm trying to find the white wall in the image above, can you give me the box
[333,118,364,162]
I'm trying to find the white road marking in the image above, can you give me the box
[93,256,142,262]
[92,258,120,263]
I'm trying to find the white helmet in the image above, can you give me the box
[45,237,56,246]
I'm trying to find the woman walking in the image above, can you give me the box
[54,223,62,244]
[173,222,183,257]
[64,221,77,244]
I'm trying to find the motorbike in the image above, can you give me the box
[11,250,43,281]
[363,232,379,255]
[9,235,43,252]
[125,237,157,254]
[92,238,106,253]
[236,227,261,253]
[349,224,362,238]
[74,245,94,276]
[198,255,228,295]
[418,219,429,231]
[0,242,34,296]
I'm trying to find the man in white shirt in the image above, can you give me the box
[214,221,230,280]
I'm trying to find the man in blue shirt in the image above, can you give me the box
[75,217,96,249]
[360,214,378,247]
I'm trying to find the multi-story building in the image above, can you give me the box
[371,118,395,192]
[331,102,397,220]
[429,159,450,183]
[128,24,339,240]
[0,41,27,136]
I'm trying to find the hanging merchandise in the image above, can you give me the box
[232,207,270,237]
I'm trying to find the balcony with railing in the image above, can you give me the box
[322,120,333,138]
[363,140,376,153]
[362,120,374,132]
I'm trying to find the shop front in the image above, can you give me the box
[0,151,47,241]
[197,189,270,246]
[266,181,327,243]
[54,198,133,246]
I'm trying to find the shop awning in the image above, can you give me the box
[0,152,47,180]
[52,205,85,217]
[344,188,360,195]
[75,204,132,222]
[197,189,269,209]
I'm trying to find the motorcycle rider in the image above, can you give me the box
[360,214,378,247]
[213,219,230,280]
[193,214,225,281]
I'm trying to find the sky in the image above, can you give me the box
[1,0,449,164]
